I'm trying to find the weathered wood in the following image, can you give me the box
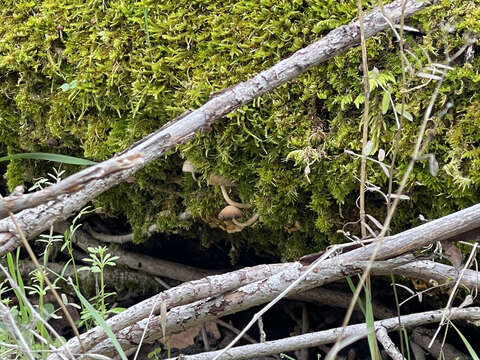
[0,0,432,255]
[50,215,480,359]
[163,307,480,360]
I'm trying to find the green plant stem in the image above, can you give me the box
[3,204,85,354]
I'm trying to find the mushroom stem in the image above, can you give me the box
[232,213,259,228]
[220,186,252,209]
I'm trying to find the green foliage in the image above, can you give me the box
[78,246,120,326]
[0,0,479,258]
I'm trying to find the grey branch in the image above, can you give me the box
[48,220,480,359]
[48,262,288,359]
[0,0,432,255]
[162,307,480,360]
[376,326,405,360]
[77,256,415,358]
[54,221,215,282]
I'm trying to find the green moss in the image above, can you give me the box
[0,0,479,259]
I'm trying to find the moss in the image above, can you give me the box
[0,0,479,259]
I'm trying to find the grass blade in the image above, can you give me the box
[450,322,479,360]
[0,152,97,165]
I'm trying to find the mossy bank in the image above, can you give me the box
[0,0,479,260]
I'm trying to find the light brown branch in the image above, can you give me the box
[0,0,433,256]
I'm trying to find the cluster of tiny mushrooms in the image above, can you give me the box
[182,160,259,233]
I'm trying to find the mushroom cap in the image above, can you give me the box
[218,205,242,220]
[209,174,234,186]
[182,160,195,173]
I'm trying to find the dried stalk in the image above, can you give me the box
[357,0,371,239]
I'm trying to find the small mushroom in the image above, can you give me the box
[209,174,252,209]
[208,174,233,187]
[182,160,197,181]
[218,205,243,220]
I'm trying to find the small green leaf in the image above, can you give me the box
[354,94,365,108]
[0,152,97,165]
[60,80,78,92]
[394,104,413,121]
[381,91,390,114]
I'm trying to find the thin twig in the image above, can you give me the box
[357,0,371,240]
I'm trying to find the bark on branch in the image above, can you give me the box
[49,205,480,359]
[162,307,480,360]
[0,0,432,255]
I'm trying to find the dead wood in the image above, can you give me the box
[162,307,480,360]
[54,221,215,282]
[79,256,414,358]
[47,263,289,359]
[49,218,480,359]
[0,0,432,255]
[376,326,405,360]
[410,327,470,360]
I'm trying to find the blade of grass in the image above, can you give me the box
[450,322,479,360]
[364,283,380,359]
[0,153,97,165]
[346,277,366,315]
[6,252,29,323]
[347,277,380,359]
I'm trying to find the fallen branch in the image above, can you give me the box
[54,221,215,282]
[0,0,432,255]
[85,251,480,358]
[49,220,480,359]
[82,256,413,357]
[411,327,470,360]
[376,326,405,360]
[163,307,480,360]
[47,262,289,359]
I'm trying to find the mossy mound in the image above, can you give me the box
[0,0,479,260]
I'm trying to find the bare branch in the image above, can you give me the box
[376,326,405,360]
[159,307,480,360]
[49,207,480,359]
[411,327,470,360]
[82,256,413,358]
[54,222,215,282]
[0,0,433,255]
[47,263,289,359]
